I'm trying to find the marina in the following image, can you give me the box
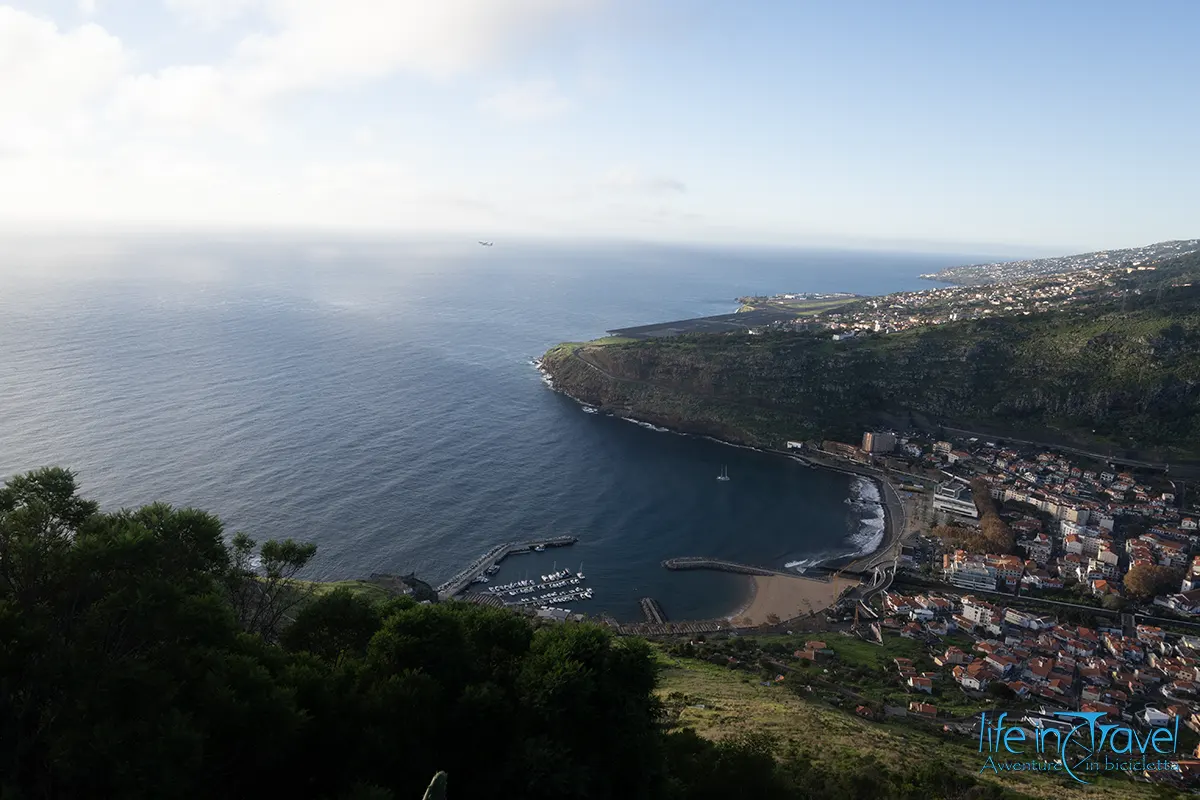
[435,535,579,600]
[486,564,593,608]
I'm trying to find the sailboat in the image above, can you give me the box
[717,465,730,482]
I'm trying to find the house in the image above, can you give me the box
[957,662,993,691]
[908,676,933,694]
[1139,707,1171,727]
[883,592,914,615]
[985,653,1021,675]
[935,646,971,667]
[908,702,937,717]
[1156,589,1200,616]
[1006,681,1032,699]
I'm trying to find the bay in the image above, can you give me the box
[0,235,1000,620]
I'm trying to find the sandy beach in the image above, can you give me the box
[727,573,860,626]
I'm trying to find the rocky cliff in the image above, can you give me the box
[541,280,1200,461]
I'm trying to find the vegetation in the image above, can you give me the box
[1,466,1068,799]
[655,640,1172,800]
[541,251,1200,461]
[1123,563,1185,601]
[930,481,1014,554]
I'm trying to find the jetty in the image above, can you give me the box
[662,557,829,581]
[639,597,668,624]
[437,536,577,600]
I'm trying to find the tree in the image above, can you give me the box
[1101,593,1127,612]
[227,531,319,641]
[986,682,1014,700]
[0,467,1025,800]
[281,587,386,662]
[1123,563,1183,601]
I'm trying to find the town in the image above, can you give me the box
[919,239,1200,286]
[661,429,1200,789]
[745,256,1176,338]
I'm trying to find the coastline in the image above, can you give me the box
[538,360,900,565]
[537,360,899,622]
[726,572,758,622]
[727,573,861,626]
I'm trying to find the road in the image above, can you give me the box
[938,424,1176,473]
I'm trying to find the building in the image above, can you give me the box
[822,440,861,460]
[944,553,998,591]
[932,481,979,519]
[862,431,897,454]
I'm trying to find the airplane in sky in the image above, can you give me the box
[477,241,494,247]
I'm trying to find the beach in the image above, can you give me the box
[728,573,860,626]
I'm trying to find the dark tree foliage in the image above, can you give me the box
[0,468,1021,800]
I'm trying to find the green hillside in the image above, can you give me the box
[540,253,1200,460]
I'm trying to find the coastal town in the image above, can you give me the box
[659,429,1200,789]
[744,256,1177,338]
[919,239,1200,286]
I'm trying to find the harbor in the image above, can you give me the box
[484,565,593,608]
[435,535,578,600]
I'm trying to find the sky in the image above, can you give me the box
[2,0,1198,252]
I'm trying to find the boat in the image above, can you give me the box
[533,544,545,552]
[717,465,731,482]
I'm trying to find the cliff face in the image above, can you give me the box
[541,285,1200,459]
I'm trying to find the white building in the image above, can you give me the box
[933,481,979,519]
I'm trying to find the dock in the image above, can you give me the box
[639,597,668,624]
[436,535,577,600]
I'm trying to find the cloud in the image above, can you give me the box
[78,0,97,15]
[352,126,375,146]
[479,79,571,121]
[164,0,257,27]
[0,7,128,153]
[118,1,598,138]
[601,166,687,194]
[156,0,596,92]
[110,65,268,140]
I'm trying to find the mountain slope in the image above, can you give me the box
[541,255,1200,460]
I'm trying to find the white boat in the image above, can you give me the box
[533,544,545,552]
[717,465,731,482]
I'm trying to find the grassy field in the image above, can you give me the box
[653,645,1176,800]
[291,578,397,604]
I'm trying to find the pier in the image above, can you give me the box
[662,557,829,580]
[639,597,668,624]
[436,536,577,600]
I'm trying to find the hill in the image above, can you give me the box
[539,252,1200,461]
[3,466,1044,800]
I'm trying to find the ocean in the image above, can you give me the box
[0,235,998,621]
